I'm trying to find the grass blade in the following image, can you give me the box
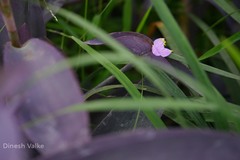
[212,0,240,23]
[199,32,240,60]
[136,6,152,32]
[150,0,212,89]
[72,37,166,128]
[123,0,132,31]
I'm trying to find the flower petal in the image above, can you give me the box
[152,38,172,57]
[161,48,172,57]
[152,45,163,56]
[153,38,165,46]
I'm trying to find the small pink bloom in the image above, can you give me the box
[152,38,172,57]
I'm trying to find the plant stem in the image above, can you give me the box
[0,0,21,47]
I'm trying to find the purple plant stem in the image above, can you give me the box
[0,0,21,47]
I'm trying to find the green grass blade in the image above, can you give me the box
[54,6,236,130]
[146,56,236,130]
[170,54,240,81]
[212,0,240,23]
[150,0,212,89]
[55,7,194,99]
[23,97,217,129]
[56,8,163,94]
[199,32,240,60]
[0,24,5,32]
[150,0,234,130]
[72,37,166,128]
[136,6,152,32]
[189,14,240,105]
[123,0,132,31]
[190,14,240,76]
[84,84,163,100]
[224,41,240,69]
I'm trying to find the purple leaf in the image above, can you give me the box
[18,23,31,44]
[3,38,90,155]
[10,0,26,30]
[26,0,46,39]
[93,110,163,136]
[0,13,8,64]
[0,70,27,160]
[13,0,46,39]
[85,32,153,55]
[0,108,26,160]
[0,0,46,46]
[39,129,240,160]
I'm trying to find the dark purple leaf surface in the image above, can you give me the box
[0,13,8,64]
[85,32,153,55]
[14,0,46,39]
[39,129,240,160]
[3,38,90,155]
[0,69,28,160]
[0,104,26,160]
[0,0,46,52]
[93,110,163,136]
[18,23,31,44]
[26,0,46,39]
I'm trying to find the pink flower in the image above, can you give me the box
[152,38,172,57]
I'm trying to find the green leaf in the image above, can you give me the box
[150,0,212,89]
[170,54,240,81]
[199,32,240,60]
[123,0,132,31]
[212,0,240,24]
[136,6,152,32]
[72,37,166,128]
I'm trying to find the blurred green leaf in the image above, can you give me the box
[199,32,240,61]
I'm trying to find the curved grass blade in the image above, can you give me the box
[199,32,240,60]
[72,37,166,129]
[123,0,132,31]
[150,0,237,130]
[136,6,152,33]
[171,54,240,81]
[150,0,212,89]
[211,0,240,23]
[53,8,225,129]
[84,84,162,100]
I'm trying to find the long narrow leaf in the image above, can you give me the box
[199,32,240,60]
[211,0,240,23]
[72,37,166,128]
[150,0,212,89]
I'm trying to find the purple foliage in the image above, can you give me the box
[2,38,90,155]
[39,129,240,160]
[10,0,46,39]
[0,0,46,59]
[85,31,177,73]
[85,32,153,55]
[85,31,174,65]
[0,12,8,63]
[1,0,82,50]
[0,100,26,160]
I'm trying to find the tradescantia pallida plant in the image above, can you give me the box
[1,0,240,160]
[0,0,89,159]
